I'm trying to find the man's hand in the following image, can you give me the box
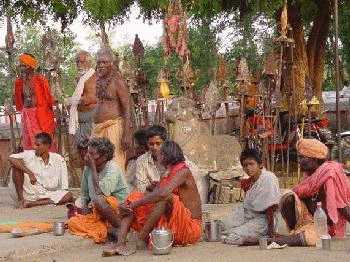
[28,173,37,185]
[85,153,96,170]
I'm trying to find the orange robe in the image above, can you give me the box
[14,74,56,149]
[127,162,202,246]
[68,196,118,243]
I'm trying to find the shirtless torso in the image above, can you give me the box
[22,77,37,108]
[77,74,97,112]
[93,71,128,124]
[176,168,202,220]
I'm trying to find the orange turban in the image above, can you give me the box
[296,138,329,159]
[19,53,38,69]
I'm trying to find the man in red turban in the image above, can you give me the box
[14,53,56,151]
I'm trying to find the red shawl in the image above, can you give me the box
[14,74,55,134]
[159,162,188,195]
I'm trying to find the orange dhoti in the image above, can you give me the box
[127,192,202,246]
[68,196,118,243]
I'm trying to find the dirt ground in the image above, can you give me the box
[1,187,350,262]
[18,241,350,262]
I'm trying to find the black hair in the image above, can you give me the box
[133,128,148,147]
[35,132,52,145]
[76,137,89,150]
[88,137,115,161]
[147,125,167,141]
[240,148,262,165]
[245,109,255,119]
[160,140,185,166]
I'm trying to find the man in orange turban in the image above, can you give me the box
[14,53,56,151]
[293,138,350,238]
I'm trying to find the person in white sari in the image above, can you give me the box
[222,149,280,245]
[67,51,96,143]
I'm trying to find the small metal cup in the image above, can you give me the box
[53,222,65,236]
[321,235,331,250]
[259,237,268,250]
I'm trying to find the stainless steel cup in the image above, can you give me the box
[53,222,65,236]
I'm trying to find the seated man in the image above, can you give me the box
[222,149,280,245]
[68,137,129,243]
[125,128,149,190]
[292,138,350,238]
[132,125,167,192]
[103,141,202,256]
[269,191,317,247]
[8,132,72,208]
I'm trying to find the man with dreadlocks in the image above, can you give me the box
[91,48,132,171]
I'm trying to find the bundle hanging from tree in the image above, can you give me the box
[163,0,190,62]
[132,34,145,59]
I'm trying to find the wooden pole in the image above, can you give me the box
[334,0,342,162]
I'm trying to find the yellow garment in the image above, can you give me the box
[68,196,118,243]
[296,138,329,159]
[92,118,126,171]
[0,221,52,234]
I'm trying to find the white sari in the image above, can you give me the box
[223,170,280,245]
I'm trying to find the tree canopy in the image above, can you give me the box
[1,0,350,109]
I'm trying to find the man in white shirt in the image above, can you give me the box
[8,132,73,208]
[131,125,167,192]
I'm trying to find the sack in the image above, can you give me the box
[207,171,243,204]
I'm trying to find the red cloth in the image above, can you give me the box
[14,74,55,135]
[240,177,253,192]
[293,161,350,237]
[21,108,41,150]
[159,162,187,194]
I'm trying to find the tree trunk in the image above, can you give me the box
[306,0,331,101]
[286,0,331,115]
[287,3,308,115]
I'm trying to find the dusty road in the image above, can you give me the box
[20,241,350,262]
[1,187,350,262]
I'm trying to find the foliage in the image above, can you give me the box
[1,0,80,30]
[83,0,133,25]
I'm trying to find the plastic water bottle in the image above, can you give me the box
[313,202,329,248]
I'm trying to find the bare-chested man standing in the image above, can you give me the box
[92,48,132,171]
[68,50,96,144]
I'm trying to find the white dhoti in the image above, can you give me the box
[9,173,68,204]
